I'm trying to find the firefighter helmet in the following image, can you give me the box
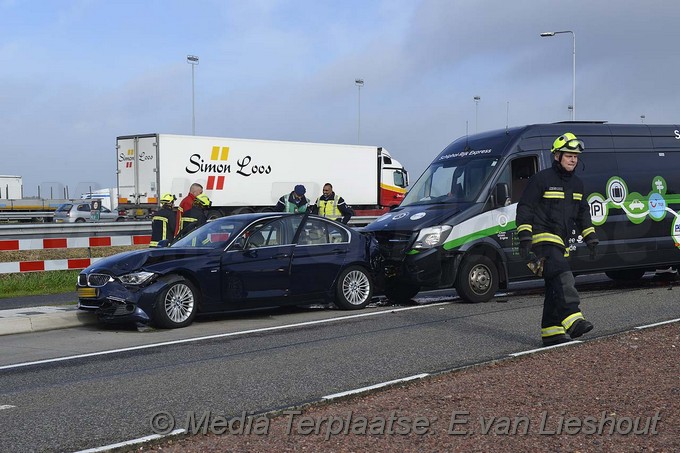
[196,193,212,208]
[160,193,176,204]
[551,132,584,154]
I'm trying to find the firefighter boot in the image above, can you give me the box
[542,334,572,347]
[567,319,594,339]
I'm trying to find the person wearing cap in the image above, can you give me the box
[516,132,599,347]
[150,193,177,247]
[275,184,310,213]
[179,193,212,235]
[312,182,354,224]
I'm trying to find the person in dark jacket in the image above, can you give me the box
[179,193,211,235]
[150,193,177,247]
[516,132,599,347]
[312,183,353,224]
[275,185,309,213]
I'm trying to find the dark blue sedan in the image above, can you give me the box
[77,213,379,328]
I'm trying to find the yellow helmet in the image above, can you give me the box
[160,193,176,204]
[196,193,212,207]
[551,132,584,153]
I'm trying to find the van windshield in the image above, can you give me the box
[401,157,499,206]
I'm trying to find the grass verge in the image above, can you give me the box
[0,245,147,299]
[0,270,80,298]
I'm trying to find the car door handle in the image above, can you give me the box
[332,248,348,254]
[273,253,290,259]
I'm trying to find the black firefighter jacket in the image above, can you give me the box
[516,160,597,251]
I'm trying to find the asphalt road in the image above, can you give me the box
[0,275,678,452]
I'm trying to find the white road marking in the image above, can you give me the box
[323,373,430,400]
[0,405,17,410]
[0,303,450,371]
[73,429,185,453]
[509,340,583,357]
[635,318,680,330]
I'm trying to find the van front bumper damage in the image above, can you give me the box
[382,247,444,287]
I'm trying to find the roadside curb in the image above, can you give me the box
[0,306,98,336]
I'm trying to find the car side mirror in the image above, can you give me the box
[492,183,510,207]
[157,240,170,248]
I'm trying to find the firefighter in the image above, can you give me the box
[275,184,309,213]
[313,183,354,224]
[150,193,177,247]
[179,193,211,235]
[516,132,599,347]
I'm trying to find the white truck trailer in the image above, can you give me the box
[115,134,409,219]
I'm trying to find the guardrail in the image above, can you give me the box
[0,216,378,274]
[0,211,55,222]
[0,222,152,274]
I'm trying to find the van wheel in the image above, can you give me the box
[335,266,373,309]
[456,255,499,303]
[153,278,198,328]
[605,269,645,281]
[384,280,420,304]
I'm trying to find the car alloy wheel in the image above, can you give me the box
[154,278,198,328]
[335,266,373,309]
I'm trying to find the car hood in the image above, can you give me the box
[85,247,212,276]
[364,203,467,232]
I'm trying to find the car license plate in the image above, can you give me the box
[77,287,98,298]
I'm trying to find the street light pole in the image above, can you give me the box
[473,96,481,133]
[540,31,575,121]
[187,55,199,135]
[355,79,364,144]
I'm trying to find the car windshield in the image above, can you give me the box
[55,204,73,212]
[401,157,499,206]
[172,217,248,249]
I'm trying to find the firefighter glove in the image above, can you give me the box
[587,238,599,259]
[519,240,532,260]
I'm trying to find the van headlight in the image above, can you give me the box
[413,225,452,249]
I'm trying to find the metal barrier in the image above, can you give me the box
[0,211,55,222]
[0,222,152,274]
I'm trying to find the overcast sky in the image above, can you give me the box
[1,0,679,197]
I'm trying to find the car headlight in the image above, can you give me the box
[118,271,156,285]
[413,225,453,249]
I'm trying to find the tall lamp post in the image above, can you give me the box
[355,79,364,144]
[540,30,576,121]
[187,55,199,135]
[473,96,481,133]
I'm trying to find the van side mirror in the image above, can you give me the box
[492,183,510,207]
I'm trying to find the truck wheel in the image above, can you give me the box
[153,278,198,328]
[384,280,420,304]
[335,266,373,309]
[605,269,645,281]
[232,207,253,215]
[455,255,499,303]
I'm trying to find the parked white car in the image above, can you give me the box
[53,202,125,223]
